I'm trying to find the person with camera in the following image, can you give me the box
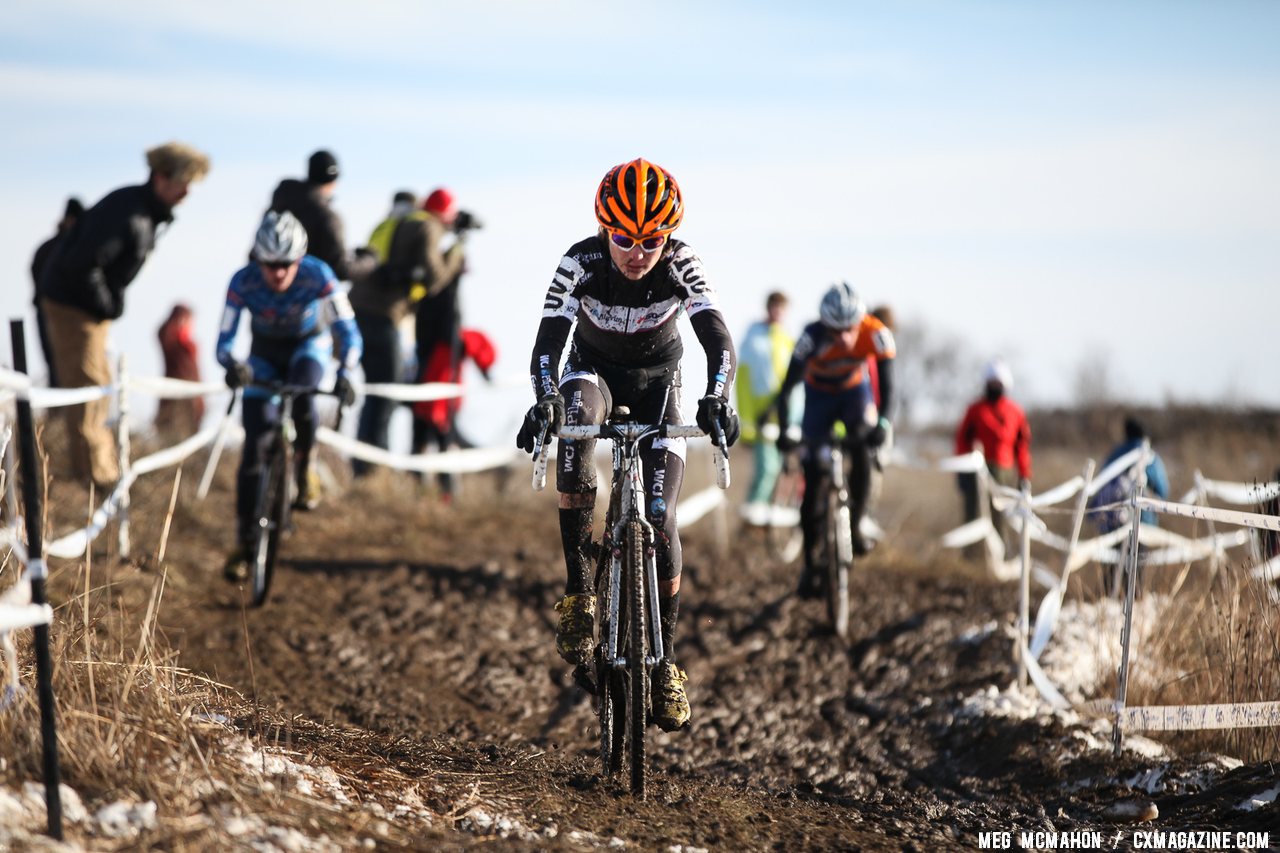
[762,282,896,598]
[514,158,739,732]
[409,187,481,496]
[215,211,362,582]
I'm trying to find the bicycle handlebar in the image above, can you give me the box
[532,422,730,493]
[234,382,350,429]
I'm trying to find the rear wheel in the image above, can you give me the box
[625,520,648,798]
[826,489,850,638]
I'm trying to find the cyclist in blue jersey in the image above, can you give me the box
[216,211,362,581]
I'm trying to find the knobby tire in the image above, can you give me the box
[251,440,290,608]
[626,520,648,798]
[596,536,624,778]
[827,488,850,639]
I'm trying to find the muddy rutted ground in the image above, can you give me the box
[29,456,1280,850]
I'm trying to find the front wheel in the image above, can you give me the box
[625,520,648,799]
[251,440,290,607]
[826,490,851,638]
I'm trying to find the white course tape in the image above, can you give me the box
[132,424,221,477]
[1020,637,1071,711]
[0,603,52,633]
[1030,477,1084,509]
[1120,701,1280,732]
[1190,478,1280,507]
[933,451,986,474]
[942,517,993,549]
[127,376,227,399]
[360,382,464,403]
[29,385,114,409]
[1251,555,1280,583]
[0,368,32,394]
[1137,496,1280,533]
[316,426,517,473]
[677,486,725,527]
[46,476,136,559]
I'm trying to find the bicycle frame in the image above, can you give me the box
[531,410,728,795]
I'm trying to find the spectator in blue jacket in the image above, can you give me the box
[1090,416,1170,535]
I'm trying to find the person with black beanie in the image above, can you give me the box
[269,149,355,281]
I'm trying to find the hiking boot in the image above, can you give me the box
[652,660,690,732]
[293,467,322,511]
[554,594,596,665]
[222,547,250,583]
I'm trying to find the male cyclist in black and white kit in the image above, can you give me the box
[516,158,739,731]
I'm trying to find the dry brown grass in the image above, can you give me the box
[0,457,443,849]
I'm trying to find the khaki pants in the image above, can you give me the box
[40,299,119,486]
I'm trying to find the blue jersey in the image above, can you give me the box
[216,255,362,373]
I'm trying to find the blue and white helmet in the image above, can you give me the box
[818,281,867,330]
[252,210,308,264]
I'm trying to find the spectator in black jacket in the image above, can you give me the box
[269,149,363,282]
[29,196,85,387]
[38,141,210,487]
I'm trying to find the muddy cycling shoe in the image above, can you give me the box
[222,548,250,583]
[554,594,597,665]
[293,468,322,511]
[652,660,690,732]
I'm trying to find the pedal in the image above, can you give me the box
[572,663,598,696]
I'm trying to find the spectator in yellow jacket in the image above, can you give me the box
[736,291,798,520]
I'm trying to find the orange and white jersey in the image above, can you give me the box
[791,315,896,393]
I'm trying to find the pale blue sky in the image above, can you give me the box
[3,1,1278,442]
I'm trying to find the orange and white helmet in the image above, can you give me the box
[595,158,684,239]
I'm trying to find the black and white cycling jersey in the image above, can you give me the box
[529,234,735,402]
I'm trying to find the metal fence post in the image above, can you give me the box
[9,318,63,840]
[1112,440,1150,757]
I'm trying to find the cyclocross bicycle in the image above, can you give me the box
[532,407,729,798]
[242,382,344,608]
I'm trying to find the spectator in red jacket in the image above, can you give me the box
[412,328,496,500]
[954,358,1031,550]
[155,303,204,438]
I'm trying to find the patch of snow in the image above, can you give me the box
[1037,596,1166,705]
[956,684,1044,721]
[94,799,158,839]
[1237,783,1280,812]
[22,782,87,823]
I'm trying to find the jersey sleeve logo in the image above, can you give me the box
[543,254,585,318]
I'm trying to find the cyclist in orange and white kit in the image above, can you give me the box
[765,283,895,597]
[515,159,739,731]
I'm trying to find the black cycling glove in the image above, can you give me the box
[696,395,740,447]
[333,373,356,408]
[867,417,889,448]
[516,392,565,454]
[224,361,253,390]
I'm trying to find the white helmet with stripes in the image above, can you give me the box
[819,281,866,331]
[252,210,308,264]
